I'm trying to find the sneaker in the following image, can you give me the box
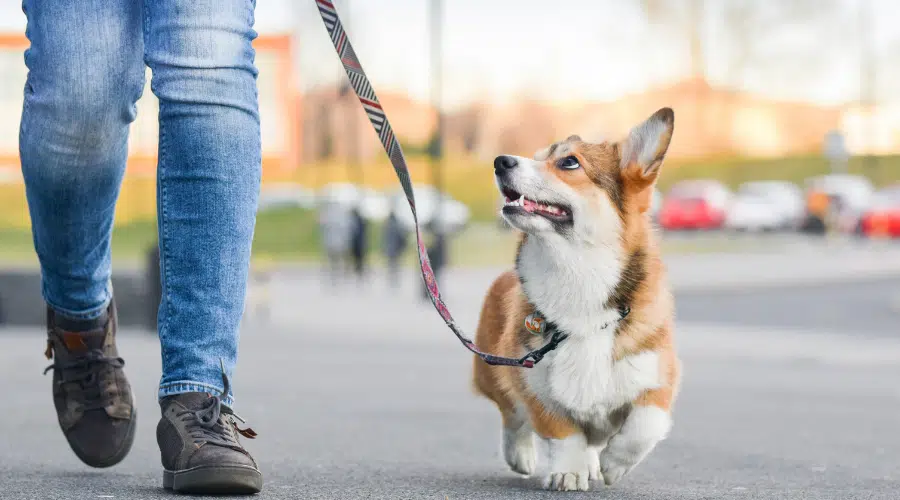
[43,298,136,468]
[157,370,262,494]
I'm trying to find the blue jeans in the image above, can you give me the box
[19,0,261,407]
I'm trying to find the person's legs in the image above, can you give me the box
[144,0,262,493]
[20,0,144,468]
[20,0,144,321]
[144,0,261,406]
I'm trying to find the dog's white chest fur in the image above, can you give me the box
[518,238,661,427]
[527,331,661,424]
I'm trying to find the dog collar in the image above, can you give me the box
[514,303,631,366]
[524,305,631,338]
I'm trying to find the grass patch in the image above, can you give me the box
[1,207,763,269]
[0,208,329,266]
[2,153,899,230]
[658,154,900,192]
[0,207,433,267]
[2,152,897,266]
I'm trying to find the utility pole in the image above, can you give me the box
[859,0,877,180]
[688,0,705,156]
[425,0,447,295]
[341,0,363,187]
[688,0,705,82]
[429,0,445,241]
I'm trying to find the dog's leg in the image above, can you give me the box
[585,409,629,483]
[473,356,536,476]
[543,434,591,491]
[527,400,590,491]
[501,405,537,476]
[598,393,673,486]
[587,446,602,481]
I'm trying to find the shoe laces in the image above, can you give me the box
[43,346,125,411]
[175,363,257,448]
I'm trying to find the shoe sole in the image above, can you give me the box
[68,408,137,469]
[163,465,263,494]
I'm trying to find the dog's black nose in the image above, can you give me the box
[494,155,518,172]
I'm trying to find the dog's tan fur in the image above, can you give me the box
[472,108,680,490]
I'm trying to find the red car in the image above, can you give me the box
[859,187,900,238]
[658,181,731,231]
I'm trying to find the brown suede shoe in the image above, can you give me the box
[43,298,136,468]
[157,372,262,494]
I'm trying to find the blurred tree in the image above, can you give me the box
[639,0,706,81]
[318,102,334,161]
[638,0,847,87]
[639,0,848,159]
[426,130,442,159]
[719,0,846,89]
[456,107,481,154]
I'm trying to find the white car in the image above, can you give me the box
[725,181,805,232]
[316,183,389,221]
[258,183,316,211]
[389,184,470,234]
[667,180,732,212]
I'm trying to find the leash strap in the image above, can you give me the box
[316,0,562,368]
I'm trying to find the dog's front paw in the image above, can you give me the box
[505,441,536,476]
[597,406,671,486]
[503,427,536,476]
[543,472,589,491]
[598,451,633,486]
[587,448,602,481]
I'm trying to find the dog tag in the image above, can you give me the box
[524,313,546,335]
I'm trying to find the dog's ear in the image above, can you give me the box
[619,107,674,181]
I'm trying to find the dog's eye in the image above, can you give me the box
[558,156,580,170]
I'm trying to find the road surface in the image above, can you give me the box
[1,267,898,499]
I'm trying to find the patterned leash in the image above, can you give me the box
[316,0,557,368]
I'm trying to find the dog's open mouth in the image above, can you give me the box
[500,187,572,223]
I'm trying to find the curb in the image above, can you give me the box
[0,269,151,329]
[3,259,900,328]
[672,268,900,293]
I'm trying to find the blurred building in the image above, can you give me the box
[302,86,437,164]
[841,102,900,156]
[301,76,890,165]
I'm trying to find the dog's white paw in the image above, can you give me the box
[587,448,602,481]
[544,434,591,490]
[504,440,536,476]
[598,406,672,486]
[503,427,536,476]
[543,472,590,491]
[598,451,632,486]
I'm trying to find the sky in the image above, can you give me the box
[3,0,899,111]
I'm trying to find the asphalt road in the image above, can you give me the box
[1,267,899,499]
[677,276,900,337]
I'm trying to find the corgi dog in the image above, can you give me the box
[472,108,681,491]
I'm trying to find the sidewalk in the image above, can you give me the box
[4,243,900,327]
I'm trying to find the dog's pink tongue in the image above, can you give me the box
[522,198,537,212]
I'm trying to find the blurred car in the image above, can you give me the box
[724,181,804,232]
[658,180,731,231]
[858,185,900,238]
[801,174,874,234]
[389,184,471,235]
[258,183,316,211]
[317,182,359,206]
[650,187,663,222]
[316,183,389,221]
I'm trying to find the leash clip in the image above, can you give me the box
[518,331,568,367]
